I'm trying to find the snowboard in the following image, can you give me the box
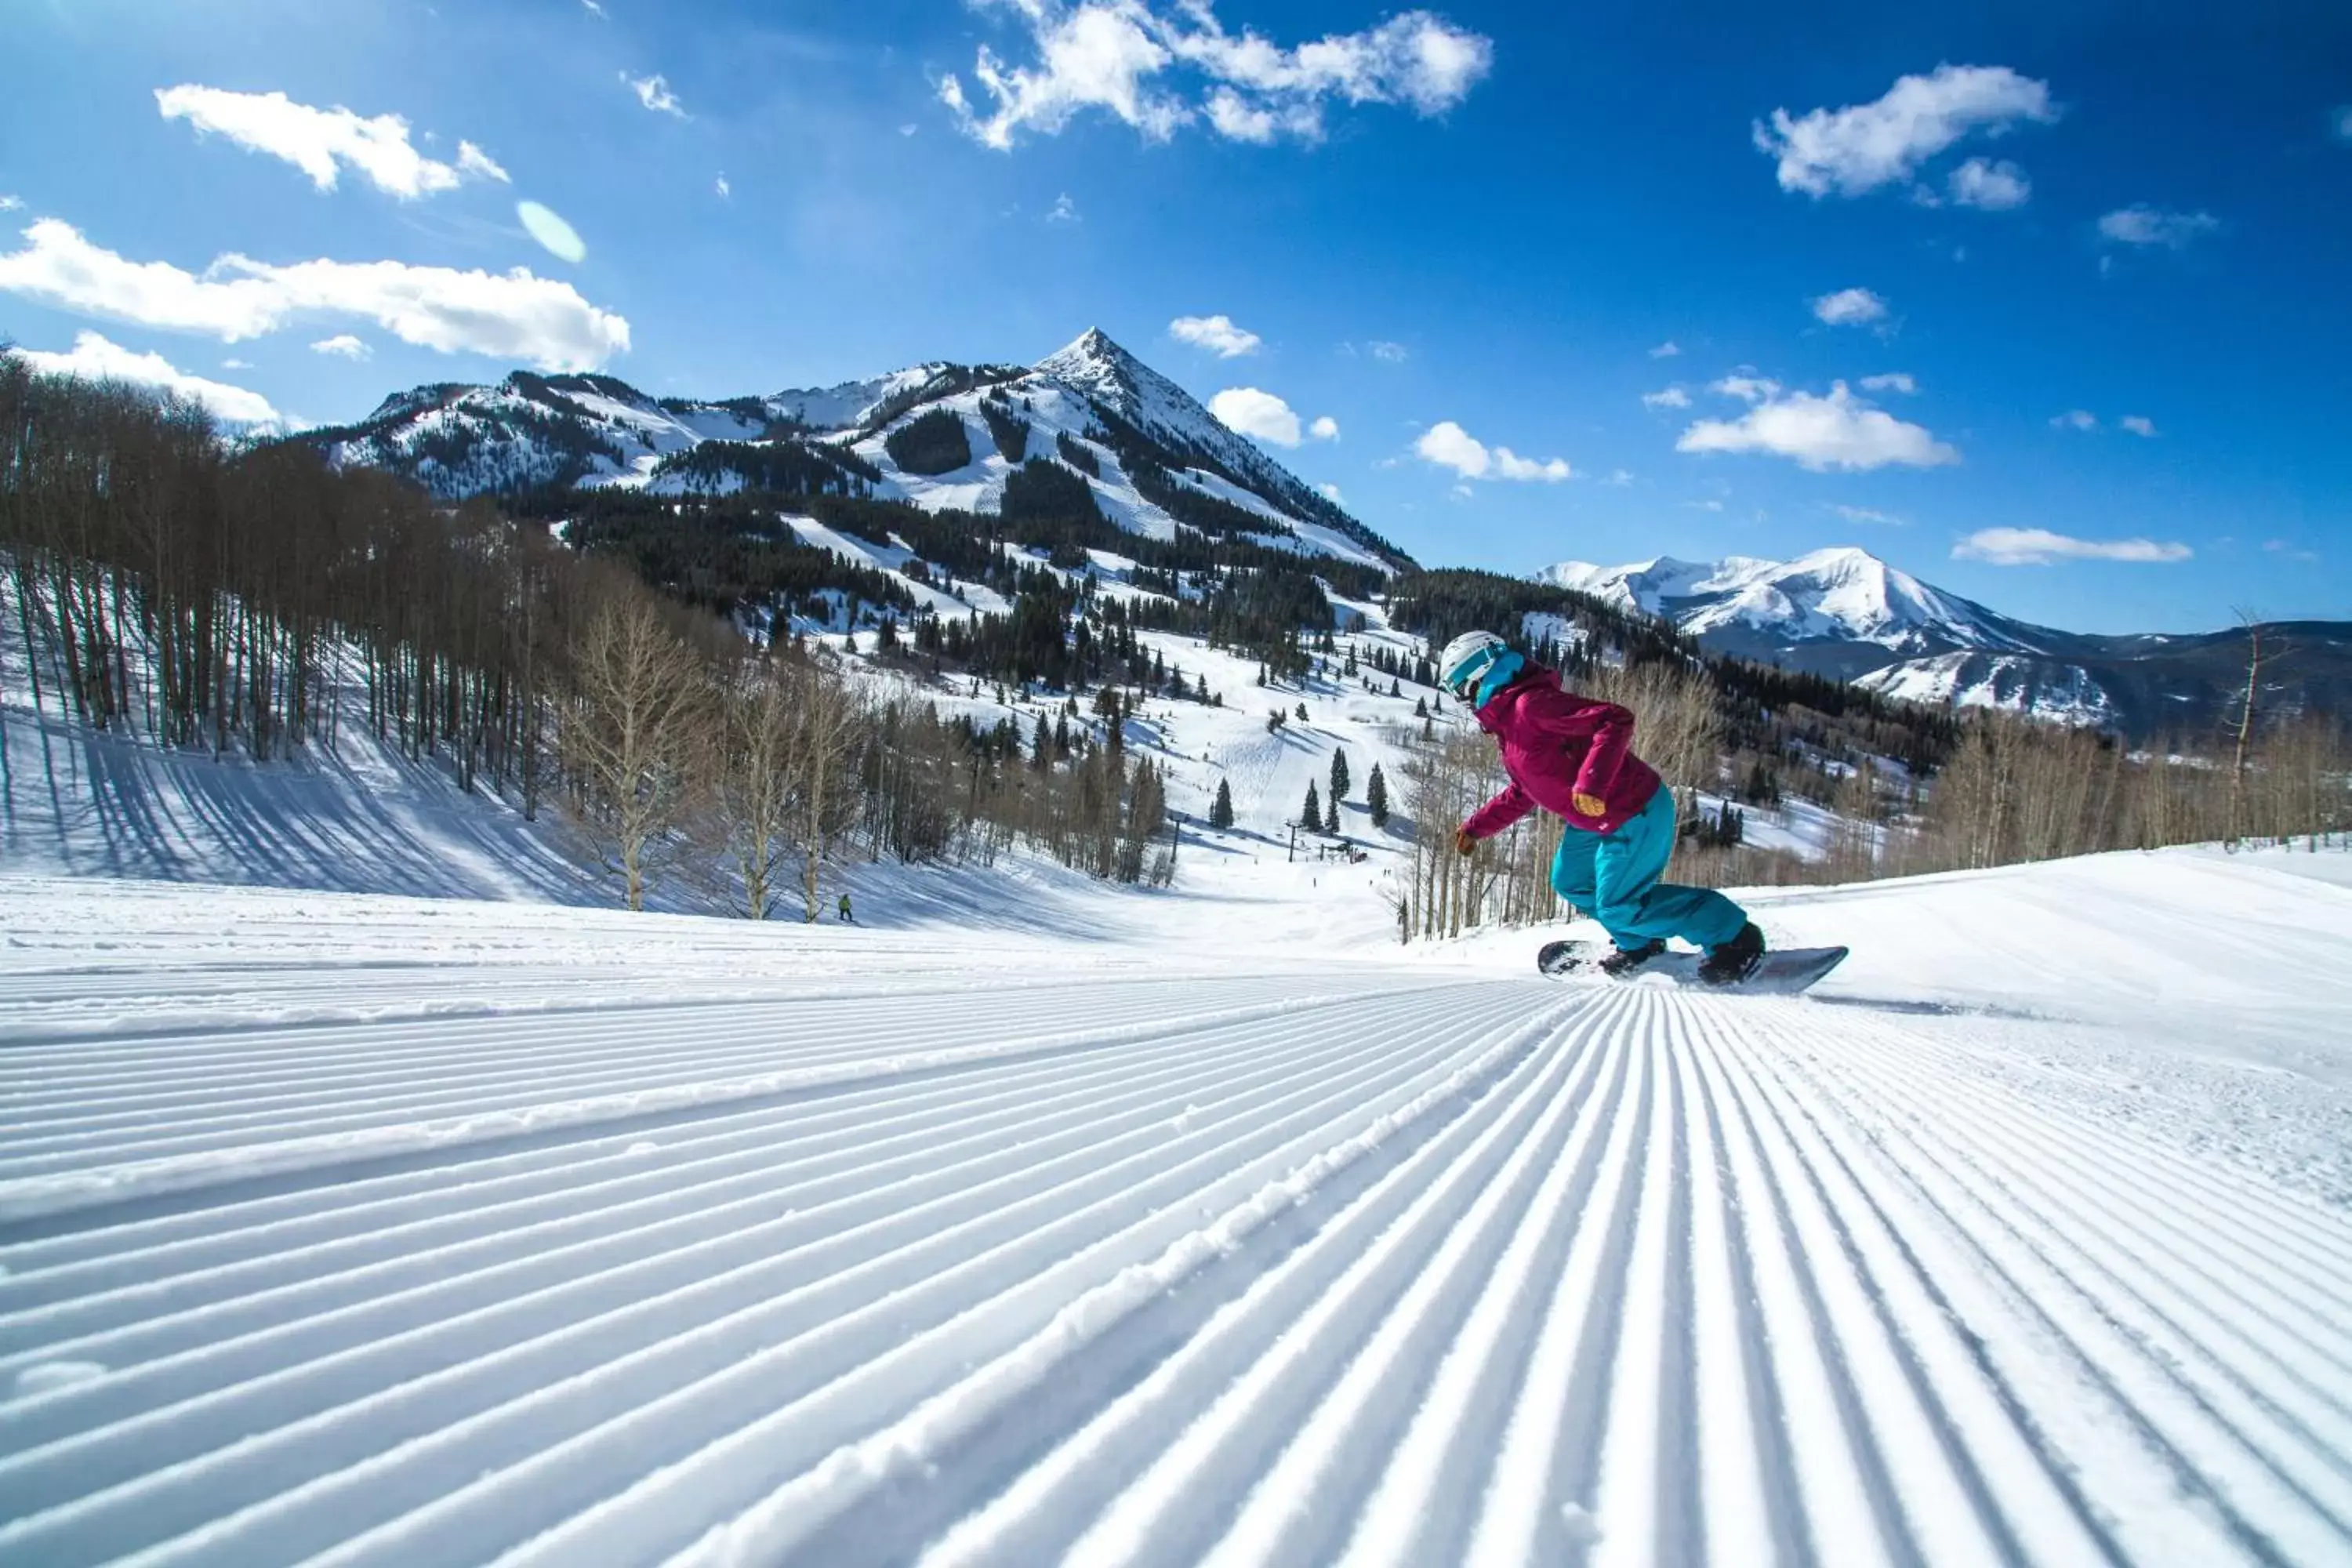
[1537,938,1849,996]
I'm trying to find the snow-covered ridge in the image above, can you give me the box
[1540,546,2038,658]
[310,331,1407,573]
[1854,649,2119,726]
[763,365,949,433]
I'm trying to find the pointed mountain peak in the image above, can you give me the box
[1035,327,1144,383]
[1057,325,1125,359]
[1791,543,1886,572]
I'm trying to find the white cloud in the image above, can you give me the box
[1812,286,1889,326]
[1710,374,1781,403]
[1859,372,1916,394]
[1755,64,2056,199]
[154,86,510,201]
[1605,468,1634,486]
[1308,415,1339,441]
[0,195,22,212]
[1832,503,1904,525]
[1319,481,1344,503]
[2337,107,2352,142]
[1679,380,1958,472]
[2098,205,2219,248]
[0,219,630,371]
[1947,155,2029,209]
[1367,339,1408,362]
[517,201,586,263]
[1648,339,1680,358]
[715,173,731,199]
[1170,314,1261,357]
[624,72,687,118]
[2050,409,2099,431]
[1210,386,1312,445]
[16,330,280,424]
[2119,415,2157,437]
[1047,192,1081,223]
[310,333,369,359]
[456,143,510,183]
[1952,527,2190,565]
[222,357,252,369]
[1414,419,1570,482]
[941,2,1492,150]
[1641,385,1690,410]
[581,0,606,13]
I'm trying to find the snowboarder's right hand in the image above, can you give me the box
[1454,826,1477,857]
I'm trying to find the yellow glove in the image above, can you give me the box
[1453,826,1477,856]
[1572,791,1606,818]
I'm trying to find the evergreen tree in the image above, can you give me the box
[1367,763,1390,828]
[1210,779,1235,829]
[1032,714,1051,770]
[1329,746,1351,804]
[1295,701,1308,721]
[1301,780,1323,831]
[1414,696,1428,718]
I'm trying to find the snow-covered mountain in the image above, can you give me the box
[1538,547,2046,673]
[310,330,1408,574]
[761,365,948,433]
[1537,546,2352,733]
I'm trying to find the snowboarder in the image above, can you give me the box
[1440,630,1765,984]
[837,892,855,925]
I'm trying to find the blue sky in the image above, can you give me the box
[4,0,2347,633]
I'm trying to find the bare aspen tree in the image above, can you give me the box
[790,652,865,922]
[713,653,800,919]
[561,597,710,911]
[2228,608,2278,845]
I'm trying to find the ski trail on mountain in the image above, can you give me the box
[5,903,2350,1566]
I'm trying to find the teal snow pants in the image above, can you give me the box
[1550,787,1748,952]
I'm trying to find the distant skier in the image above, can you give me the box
[837,892,855,925]
[1440,631,1764,984]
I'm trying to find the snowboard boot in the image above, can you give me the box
[1597,938,1667,977]
[1698,922,1766,986]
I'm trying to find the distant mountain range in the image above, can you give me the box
[1541,548,2351,735]
[305,328,1406,575]
[296,328,2343,739]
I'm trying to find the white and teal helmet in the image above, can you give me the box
[1439,630,1511,700]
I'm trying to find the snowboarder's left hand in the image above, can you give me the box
[1573,791,1606,818]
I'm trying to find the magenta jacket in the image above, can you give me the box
[1460,666,1664,839]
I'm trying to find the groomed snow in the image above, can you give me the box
[4,834,2350,1565]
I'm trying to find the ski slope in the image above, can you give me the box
[5,845,2351,1566]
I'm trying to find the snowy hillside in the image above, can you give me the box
[317,372,779,499]
[1538,547,2351,733]
[5,838,2351,1565]
[310,330,1406,575]
[1853,649,2119,726]
[764,365,949,434]
[1540,547,2042,672]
